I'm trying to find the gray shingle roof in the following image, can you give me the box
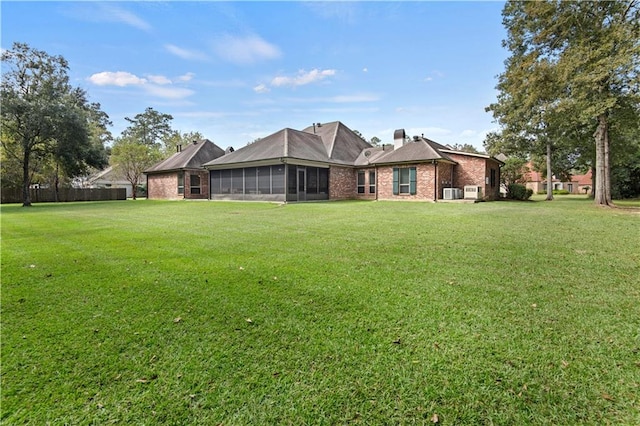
[360,137,457,166]
[203,121,371,168]
[145,139,225,173]
[300,121,372,163]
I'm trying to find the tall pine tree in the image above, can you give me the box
[487,1,640,206]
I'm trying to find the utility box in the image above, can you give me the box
[464,186,482,200]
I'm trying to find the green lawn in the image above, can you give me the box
[1,198,639,424]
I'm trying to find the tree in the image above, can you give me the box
[1,42,108,206]
[122,107,174,149]
[163,131,204,155]
[489,1,640,206]
[370,136,382,147]
[110,136,161,200]
[500,157,528,193]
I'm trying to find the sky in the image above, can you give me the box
[1,1,508,151]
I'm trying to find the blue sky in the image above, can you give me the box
[2,1,508,151]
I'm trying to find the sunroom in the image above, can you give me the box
[208,163,329,202]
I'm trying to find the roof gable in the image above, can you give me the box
[301,121,372,163]
[370,137,456,165]
[205,121,370,168]
[145,139,224,173]
[203,128,330,167]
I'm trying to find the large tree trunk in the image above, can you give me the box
[545,142,554,201]
[54,163,60,203]
[22,148,32,207]
[594,114,612,206]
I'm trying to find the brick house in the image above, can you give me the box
[146,139,225,199]
[524,163,593,195]
[202,122,503,202]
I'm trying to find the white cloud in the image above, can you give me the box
[253,84,270,94]
[145,85,194,99]
[213,34,281,65]
[88,71,147,87]
[87,71,194,100]
[363,67,368,73]
[460,129,477,137]
[165,44,209,61]
[177,72,195,82]
[100,4,151,31]
[147,75,172,85]
[305,2,358,24]
[271,69,337,88]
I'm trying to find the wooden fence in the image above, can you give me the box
[1,187,127,204]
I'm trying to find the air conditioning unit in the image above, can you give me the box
[464,185,482,200]
[443,188,463,200]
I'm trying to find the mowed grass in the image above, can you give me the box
[1,198,639,425]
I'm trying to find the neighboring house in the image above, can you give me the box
[145,139,225,200]
[524,163,592,194]
[203,121,503,202]
[575,170,593,195]
[87,166,143,198]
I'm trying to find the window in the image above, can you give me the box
[177,172,184,194]
[490,168,496,188]
[567,183,573,193]
[369,171,376,193]
[357,171,365,193]
[393,167,416,195]
[190,174,201,195]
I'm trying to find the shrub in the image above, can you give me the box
[508,183,533,200]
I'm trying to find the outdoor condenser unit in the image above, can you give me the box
[443,188,463,200]
[464,185,482,200]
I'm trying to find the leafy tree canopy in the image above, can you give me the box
[122,107,174,149]
[1,42,109,205]
[486,1,640,205]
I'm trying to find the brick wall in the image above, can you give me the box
[377,163,437,201]
[446,153,501,200]
[148,170,210,200]
[355,168,377,200]
[185,170,209,199]
[147,172,180,199]
[437,162,455,200]
[329,166,356,200]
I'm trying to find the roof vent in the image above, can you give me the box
[193,140,198,145]
[364,150,371,157]
[413,135,420,141]
[225,146,235,154]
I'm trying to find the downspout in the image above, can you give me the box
[451,163,454,190]
[433,160,438,202]
[375,165,379,201]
